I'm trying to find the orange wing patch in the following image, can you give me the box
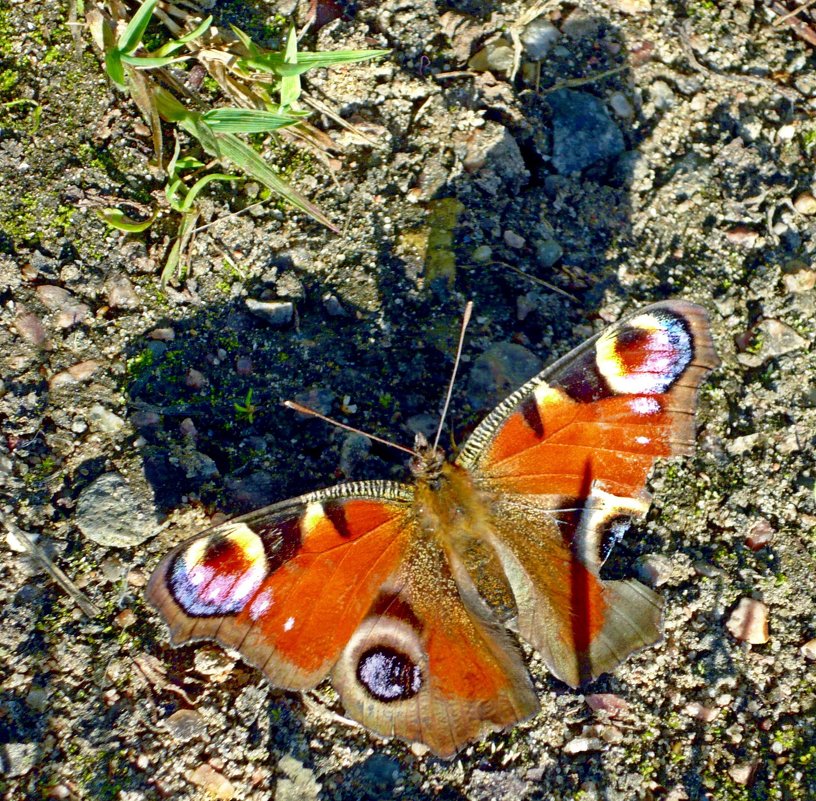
[147,487,414,690]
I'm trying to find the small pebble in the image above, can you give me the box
[725,226,759,247]
[800,638,816,660]
[472,245,492,263]
[536,239,563,268]
[793,191,816,215]
[235,357,253,376]
[115,609,136,628]
[504,230,526,249]
[521,18,561,60]
[148,327,175,341]
[783,266,816,293]
[322,293,346,317]
[35,285,73,309]
[585,693,630,717]
[163,709,208,742]
[187,764,235,800]
[89,404,125,434]
[107,275,139,309]
[728,760,758,785]
[245,298,293,327]
[745,518,774,551]
[684,702,719,722]
[186,368,206,389]
[69,360,102,381]
[76,472,159,548]
[609,92,634,119]
[636,553,673,587]
[15,312,48,346]
[179,418,197,438]
[194,646,236,679]
[468,38,514,73]
[563,736,603,754]
[726,597,769,644]
[616,0,651,11]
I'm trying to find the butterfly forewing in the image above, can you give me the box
[147,481,415,690]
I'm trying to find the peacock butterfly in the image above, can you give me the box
[147,300,718,757]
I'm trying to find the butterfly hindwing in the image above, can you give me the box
[457,300,718,685]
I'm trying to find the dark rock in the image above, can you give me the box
[224,470,279,511]
[546,89,625,174]
[340,433,372,478]
[466,342,543,410]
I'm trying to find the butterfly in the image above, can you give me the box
[147,299,718,757]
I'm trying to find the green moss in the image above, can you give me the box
[0,66,20,96]
[127,348,155,378]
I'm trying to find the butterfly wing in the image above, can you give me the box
[456,300,719,686]
[147,480,416,690]
[147,479,538,756]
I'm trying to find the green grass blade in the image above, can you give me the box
[117,0,158,54]
[177,172,242,213]
[202,107,306,133]
[166,136,182,178]
[230,24,260,57]
[98,207,156,232]
[279,23,301,107]
[154,89,335,230]
[240,49,389,77]
[154,15,213,55]
[214,132,337,231]
[105,48,126,87]
[153,86,201,125]
[161,210,199,286]
[165,176,186,212]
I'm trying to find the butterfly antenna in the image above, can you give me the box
[283,401,418,457]
[432,301,474,453]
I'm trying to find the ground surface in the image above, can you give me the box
[1,0,816,799]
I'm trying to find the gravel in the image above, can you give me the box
[1,0,815,799]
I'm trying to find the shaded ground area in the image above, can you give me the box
[1,0,815,799]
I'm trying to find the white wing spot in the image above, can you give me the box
[629,396,660,416]
[635,435,651,445]
[283,616,295,632]
[249,588,273,621]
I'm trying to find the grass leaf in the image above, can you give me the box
[161,210,199,286]
[154,88,335,230]
[202,107,307,133]
[153,15,213,56]
[177,172,243,213]
[117,0,158,54]
[126,68,163,162]
[230,24,260,58]
[240,49,390,77]
[279,23,301,108]
[104,48,126,88]
[98,207,157,232]
[214,132,337,231]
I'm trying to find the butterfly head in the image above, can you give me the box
[409,432,446,483]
